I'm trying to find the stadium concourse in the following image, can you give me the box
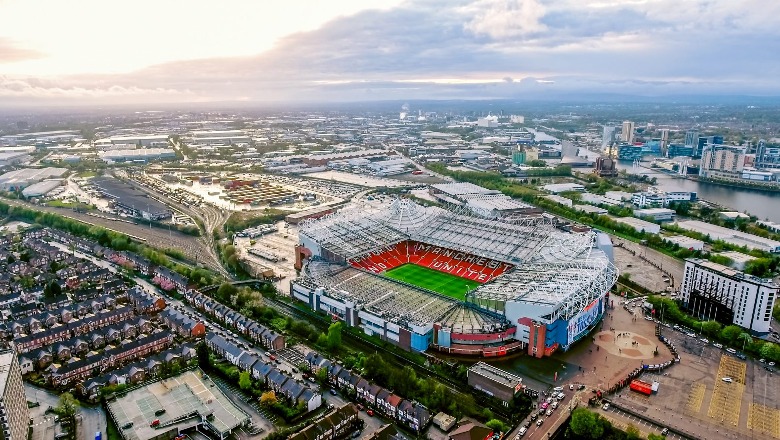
[291,199,618,358]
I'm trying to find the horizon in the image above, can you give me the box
[2,0,779,106]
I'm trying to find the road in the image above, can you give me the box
[26,383,107,440]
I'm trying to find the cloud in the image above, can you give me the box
[463,0,547,39]
[0,38,41,63]
[2,0,780,104]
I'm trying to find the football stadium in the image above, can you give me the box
[291,197,618,358]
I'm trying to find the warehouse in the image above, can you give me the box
[633,208,676,222]
[98,148,177,163]
[676,220,780,253]
[467,362,524,404]
[0,167,68,191]
[614,217,660,234]
[21,179,63,198]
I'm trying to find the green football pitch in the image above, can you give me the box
[383,264,480,300]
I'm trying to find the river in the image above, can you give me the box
[613,161,780,222]
[557,140,780,222]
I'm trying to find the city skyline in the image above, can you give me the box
[1,0,779,106]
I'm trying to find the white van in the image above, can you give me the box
[518,426,527,437]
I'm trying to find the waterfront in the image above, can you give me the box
[615,161,780,223]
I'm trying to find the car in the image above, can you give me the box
[737,353,747,360]
[553,386,563,392]
[530,413,538,421]
[536,418,544,426]
[366,409,374,416]
[577,384,586,390]
[545,397,553,404]
[686,332,696,337]
[603,403,610,410]
[661,428,669,435]
[713,343,723,349]
[546,409,553,416]
[150,419,160,428]
[722,377,733,383]
[569,384,574,390]
[726,348,737,354]
[760,358,766,363]
[269,355,276,361]
[552,402,559,409]
[329,389,338,396]
[645,316,654,321]
[518,426,527,437]
[700,338,709,344]
[557,392,565,400]
[122,422,133,430]
[155,409,166,416]
[770,362,776,366]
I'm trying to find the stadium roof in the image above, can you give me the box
[301,199,618,324]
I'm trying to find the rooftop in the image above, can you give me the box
[468,361,522,388]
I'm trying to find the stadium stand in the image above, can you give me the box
[348,240,513,283]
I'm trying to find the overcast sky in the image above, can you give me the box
[1,0,778,105]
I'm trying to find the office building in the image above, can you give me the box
[467,362,524,404]
[659,129,670,154]
[621,121,635,143]
[699,145,746,179]
[684,130,699,148]
[0,350,29,440]
[602,126,616,149]
[681,259,777,335]
[617,144,643,161]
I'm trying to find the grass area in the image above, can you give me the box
[77,170,98,178]
[384,264,479,300]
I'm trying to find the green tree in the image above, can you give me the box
[56,392,79,429]
[760,342,780,362]
[216,282,237,302]
[570,408,604,439]
[485,419,507,433]
[701,321,722,337]
[720,325,743,345]
[239,371,252,390]
[197,341,211,369]
[737,332,752,349]
[315,367,328,384]
[326,321,343,350]
[625,423,642,440]
[648,434,666,440]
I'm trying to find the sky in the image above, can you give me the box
[1,0,779,105]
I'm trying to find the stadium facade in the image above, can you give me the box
[291,199,617,358]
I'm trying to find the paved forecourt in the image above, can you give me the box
[383,263,480,300]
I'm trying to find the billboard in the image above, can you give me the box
[567,298,602,345]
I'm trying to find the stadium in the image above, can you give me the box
[291,195,618,358]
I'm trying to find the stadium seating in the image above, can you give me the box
[348,240,512,283]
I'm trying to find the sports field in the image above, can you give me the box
[384,264,480,300]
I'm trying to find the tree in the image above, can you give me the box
[625,423,642,440]
[56,392,79,423]
[760,342,780,362]
[216,282,237,302]
[701,321,722,337]
[197,341,211,369]
[239,371,252,390]
[326,321,343,350]
[485,419,507,433]
[316,367,328,384]
[737,332,752,349]
[720,325,743,345]
[648,434,666,440]
[570,408,604,439]
[260,391,278,407]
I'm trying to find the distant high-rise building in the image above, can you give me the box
[601,126,616,149]
[0,350,29,440]
[684,130,699,147]
[699,144,746,178]
[510,115,525,124]
[621,121,635,143]
[660,129,670,155]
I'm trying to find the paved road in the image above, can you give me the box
[599,405,686,440]
[26,383,107,440]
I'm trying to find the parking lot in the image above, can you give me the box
[610,325,780,440]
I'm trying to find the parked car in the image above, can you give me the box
[722,377,733,383]
[536,418,544,426]
[366,409,374,417]
[713,343,723,349]
[603,403,610,410]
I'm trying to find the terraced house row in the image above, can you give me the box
[206,334,321,412]
[305,351,432,433]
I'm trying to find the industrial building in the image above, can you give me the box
[541,183,585,194]
[0,151,31,167]
[675,220,780,253]
[633,208,676,222]
[467,362,524,404]
[98,148,177,163]
[664,235,704,251]
[92,177,171,220]
[614,217,660,234]
[0,167,68,191]
[429,183,540,218]
[0,349,29,440]
[681,259,778,335]
[21,179,63,198]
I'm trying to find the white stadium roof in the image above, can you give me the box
[300,199,617,322]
